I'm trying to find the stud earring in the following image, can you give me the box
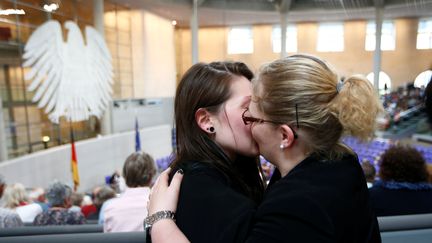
[280,144,285,149]
[207,127,215,133]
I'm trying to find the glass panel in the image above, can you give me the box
[117,31,131,45]
[104,11,117,29]
[116,16,130,32]
[228,27,254,54]
[118,45,131,58]
[317,22,344,52]
[365,21,395,51]
[416,19,432,49]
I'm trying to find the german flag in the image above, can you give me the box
[70,126,80,190]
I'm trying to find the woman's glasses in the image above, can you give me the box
[242,108,298,139]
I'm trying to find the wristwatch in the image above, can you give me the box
[144,210,176,232]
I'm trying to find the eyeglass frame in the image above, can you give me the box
[241,108,298,139]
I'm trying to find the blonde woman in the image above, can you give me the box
[2,183,42,223]
[147,54,382,243]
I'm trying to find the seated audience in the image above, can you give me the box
[428,164,432,183]
[426,78,432,125]
[33,181,86,225]
[81,186,100,218]
[103,151,157,232]
[0,208,23,228]
[2,183,42,223]
[369,145,432,216]
[69,192,84,213]
[87,186,116,220]
[361,160,376,188]
[0,174,5,203]
[29,187,49,212]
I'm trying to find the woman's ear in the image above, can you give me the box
[280,125,296,148]
[195,108,215,134]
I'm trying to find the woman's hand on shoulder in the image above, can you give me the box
[148,167,184,215]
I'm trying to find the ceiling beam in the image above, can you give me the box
[276,0,292,13]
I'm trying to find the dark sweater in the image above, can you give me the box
[174,161,257,243]
[246,154,381,243]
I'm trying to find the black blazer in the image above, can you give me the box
[245,154,381,243]
[174,161,257,243]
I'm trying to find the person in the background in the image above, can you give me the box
[69,192,84,213]
[361,160,376,188]
[0,208,23,228]
[425,78,432,125]
[103,151,157,232]
[33,181,85,225]
[81,186,101,218]
[87,186,116,220]
[0,174,5,202]
[1,183,42,223]
[369,145,432,216]
[0,174,6,209]
[28,187,49,212]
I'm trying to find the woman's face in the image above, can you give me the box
[247,100,282,164]
[212,75,259,159]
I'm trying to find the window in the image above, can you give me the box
[317,23,344,52]
[417,19,432,49]
[365,21,395,51]
[366,71,392,93]
[414,70,432,88]
[272,25,297,53]
[228,27,253,54]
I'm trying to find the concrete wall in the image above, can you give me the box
[176,18,432,88]
[0,125,172,192]
[111,98,174,133]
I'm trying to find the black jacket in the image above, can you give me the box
[245,154,381,243]
[174,161,256,243]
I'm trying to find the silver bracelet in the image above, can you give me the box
[144,210,176,231]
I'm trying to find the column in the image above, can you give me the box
[280,12,288,58]
[93,0,112,135]
[0,97,7,161]
[191,0,199,64]
[373,1,384,93]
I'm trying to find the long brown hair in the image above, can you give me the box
[172,61,265,203]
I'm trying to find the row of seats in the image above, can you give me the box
[343,137,432,164]
[1,214,432,242]
[155,136,432,171]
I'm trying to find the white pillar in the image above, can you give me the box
[191,0,199,64]
[280,12,288,58]
[93,0,112,135]
[373,2,384,93]
[0,97,7,161]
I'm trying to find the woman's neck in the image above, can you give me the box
[277,147,309,177]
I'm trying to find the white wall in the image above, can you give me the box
[111,98,174,133]
[0,125,172,192]
[131,10,177,98]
